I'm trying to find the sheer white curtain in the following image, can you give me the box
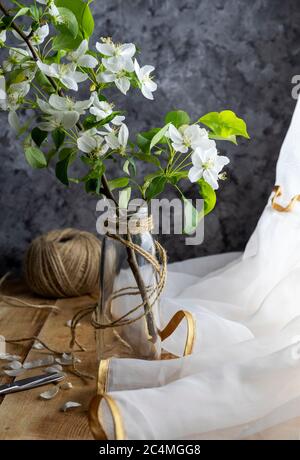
[101,98,300,440]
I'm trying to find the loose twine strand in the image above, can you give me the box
[0,220,167,380]
[0,273,60,312]
[69,214,167,352]
[69,235,167,352]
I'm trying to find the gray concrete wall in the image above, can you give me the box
[0,0,299,272]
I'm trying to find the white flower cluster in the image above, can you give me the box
[168,124,229,190]
[0,29,158,158]
[77,92,128,158]
[96,38,157,99]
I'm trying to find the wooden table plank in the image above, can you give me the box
[0,288,98,440]
[0,281,51,391]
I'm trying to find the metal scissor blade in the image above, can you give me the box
[0,372,64,395]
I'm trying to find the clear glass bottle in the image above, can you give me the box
[96,207,161,360]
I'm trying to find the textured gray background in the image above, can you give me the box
[0,0,299,274]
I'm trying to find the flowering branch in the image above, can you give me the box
[0,0,249,230]
[0,1,59,92]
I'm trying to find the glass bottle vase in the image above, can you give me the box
[96,210,161,360]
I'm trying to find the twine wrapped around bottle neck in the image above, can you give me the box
[105,214,154,235]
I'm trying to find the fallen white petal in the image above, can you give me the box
[55,353,81,365]
[60,382,73,390]
[23,355,54,369]
[4,368,24,377]
[33,341,45,350]
[40,386,59,400]
[61,401,81,412]
[44,364,63,373]
[5,360,22,370]
[0,354,21,361]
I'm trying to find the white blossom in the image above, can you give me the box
[134,59,157,100]
[37,95,92,130]
[77,128,109,157]
[38,112,79,131]
[31,25,49,45]
[35,0,62,21]
[89,92,125,126]
[96,39,135,72]
[3,48,30,72]
[37,62,88,91]
[67,40,98,69]
[90,92,113,120]
[188,142,230,190]
[13,25,49,45]
[106,123,129,155]
[168,124,209,153]
[97,59,132,95]
[0,81,30,111]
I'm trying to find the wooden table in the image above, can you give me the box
[2,281,300,440]
[0,280,98,440]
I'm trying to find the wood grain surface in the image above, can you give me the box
[0,281,97,440]
[1,282,299,440]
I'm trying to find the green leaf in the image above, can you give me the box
[56,0,94,39]
[108,177,129,191]
[31,127,47,147]
[85,178,101,194]
[24,147,47,169]
[183,199,200,235]
[55,149,76,185]
[136,128,168,153]
[46,149,57,166]
[29,5,41,21]
[56,7,79,38]
[145,175,166,200]
[52,129,65,150]
[81,160,105,183]
[208,133,238,145]
[199,110,249,140]
[149,123,170,151]
[52,33,82,51]
[35,69,53,90]
[13,7,29,21]
[167,170,188,185]
[119,187,132,209]
[123,157,136,176]
[82,112,122,130]
[55,157,71,186]
[165,110,190,128]
[182,180,216,234]
[133,152,161,167]
[81,1,94,38]
[197,178,216,216]
[136,133,150,153]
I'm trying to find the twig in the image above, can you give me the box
[0,1,60,94]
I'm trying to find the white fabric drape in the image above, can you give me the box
[102,98,300,440]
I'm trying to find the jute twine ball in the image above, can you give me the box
[24,228,101,298]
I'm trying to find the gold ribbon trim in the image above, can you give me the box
[97,358,110,394]
[89,393,125,440]
[89,358,125,440]
[272,185,300,212]
[89,309,196,440]
[159,310,196,356]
